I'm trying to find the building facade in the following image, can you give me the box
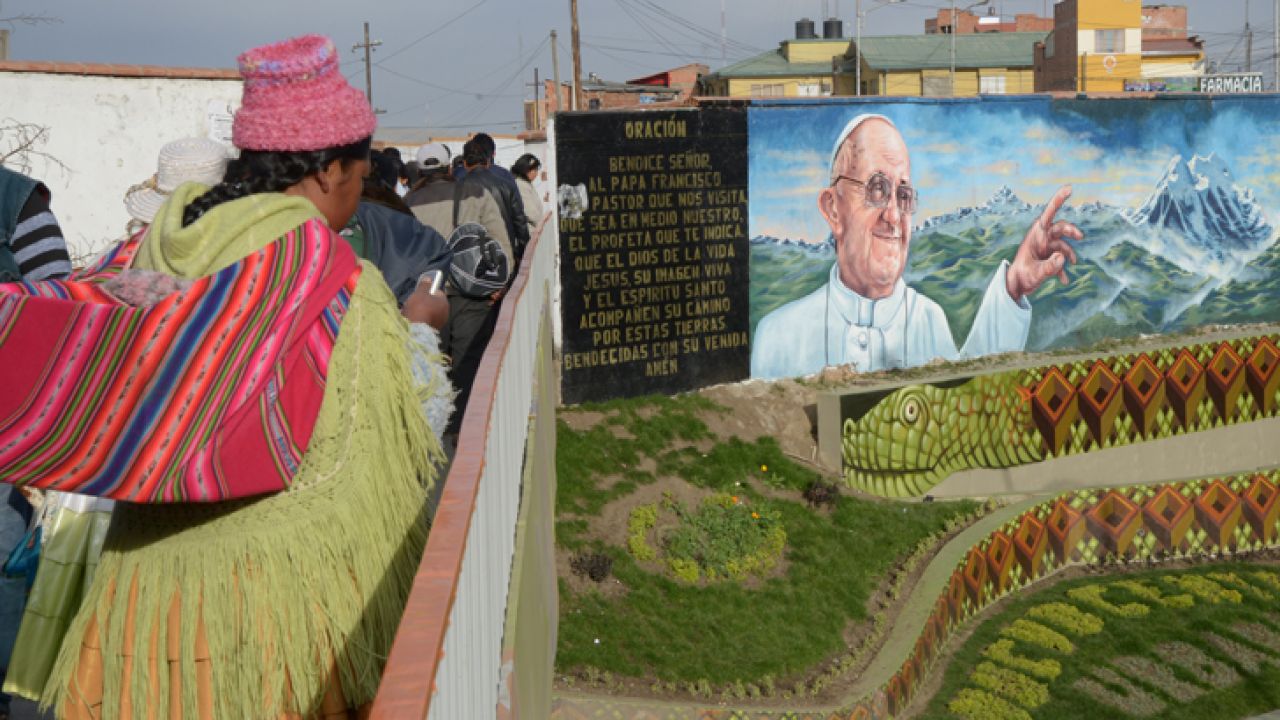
[700,38,844,98]
[836,32,1044,96]
[1035,0,1203,92]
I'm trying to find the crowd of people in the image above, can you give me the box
[0,32,544,720]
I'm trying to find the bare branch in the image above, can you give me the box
[0,117,69,178]
[0,1,62,29]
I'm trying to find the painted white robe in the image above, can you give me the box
[750,261,1031,379]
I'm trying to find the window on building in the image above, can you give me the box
[749,83,785,97]
[980,75,1007,94]
[1095,29,1124,53]
[796,80,833,97]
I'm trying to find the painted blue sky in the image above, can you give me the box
[749,96,1280,245]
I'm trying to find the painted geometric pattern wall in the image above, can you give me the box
[1021,335,1280,456]
[843,334,1280,498]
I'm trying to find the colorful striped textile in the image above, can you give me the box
[0,219,360,502]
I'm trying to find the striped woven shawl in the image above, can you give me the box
[0,219,360,502]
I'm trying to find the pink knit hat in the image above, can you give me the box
[232,34,377,152]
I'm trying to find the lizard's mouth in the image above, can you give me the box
[844,463,942,498]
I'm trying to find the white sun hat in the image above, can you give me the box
[124,138,230,224]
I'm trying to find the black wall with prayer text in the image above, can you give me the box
[556,108,750,404]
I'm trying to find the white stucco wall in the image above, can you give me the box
[2,70,242,261]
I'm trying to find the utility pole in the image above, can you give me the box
[1274,0,1279,89]
[720,0,727,62]
[352,22,382,106]
[551,29,563,114]
[855,0,865,95]
[951,0,988,95]
[950,0,956,95]
[527,68,543,130]
[570,0,584,111]
[1245,0,1254,73]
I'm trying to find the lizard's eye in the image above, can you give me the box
[901,397,922,425]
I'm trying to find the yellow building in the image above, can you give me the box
[1035,0,1204,92]
[834,32,1045,97]
[700,38,846,98]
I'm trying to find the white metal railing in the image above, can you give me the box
[371,211,556,718]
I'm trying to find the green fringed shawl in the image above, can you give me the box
[39,186,443,718]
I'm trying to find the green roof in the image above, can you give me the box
[705,47,835,80]
[840,32,1048,71]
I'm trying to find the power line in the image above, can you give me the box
[438,35,549,128]
[376,0,491,66]
[377,63,524,98]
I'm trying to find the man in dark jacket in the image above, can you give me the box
[454,137,529,259]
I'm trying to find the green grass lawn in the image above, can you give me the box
[918,564,1280,720]
[556,394,979,687]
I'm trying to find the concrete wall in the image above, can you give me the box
[0,63,241,261]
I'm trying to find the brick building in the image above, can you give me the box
[527,63,705,129]
[925,8,1053,35]
[1141,5,1188,39]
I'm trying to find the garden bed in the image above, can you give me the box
[911,558,1280,720]
[555,393,983,703]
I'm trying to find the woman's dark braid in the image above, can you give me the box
[182,151,326,227]
[181,137,371,227]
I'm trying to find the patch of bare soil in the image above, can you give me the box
[561,409,608,432]
[592,478,709,552]
[899,549,1280,719]
[699,379,821,464]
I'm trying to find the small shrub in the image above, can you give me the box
[1067,584,1149,618]
[662,493,786,583]
[1026,602,1104,636]
[999,619,1075,654]
[948,688,1033,720]
[970,661,1050,708]
[668,557,701,583]
[1163,574,1243,604]
[803,480,840,508]
[569,552,614,582]
[626,504,658,561]
[982,639,1062,681]
[761,674,776,697]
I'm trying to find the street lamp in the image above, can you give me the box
[951,0,990,95]
[855,0,905,96]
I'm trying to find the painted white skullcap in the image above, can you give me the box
[828,113,895,183]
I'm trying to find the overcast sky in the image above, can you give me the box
[3,0,1275,135]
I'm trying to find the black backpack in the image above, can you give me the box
[445,222,510,299]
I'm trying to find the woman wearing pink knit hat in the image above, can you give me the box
[0,34,448,719]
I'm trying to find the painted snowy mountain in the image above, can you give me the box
[917,184,1035,230]
[1126,153,1273,267]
